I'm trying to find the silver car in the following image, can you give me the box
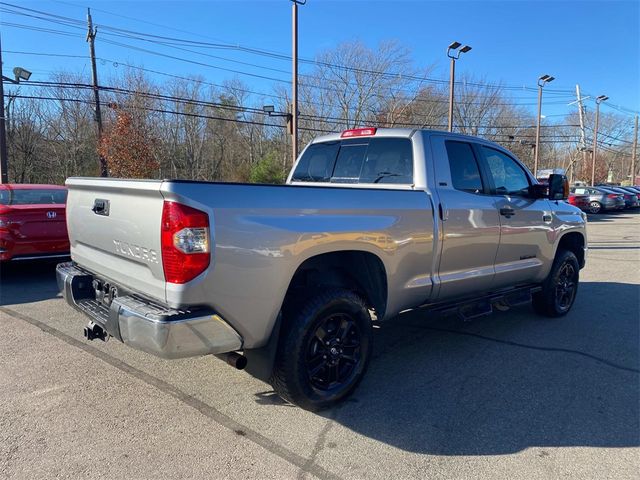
[608,187,640,208]
[571,186,625,214]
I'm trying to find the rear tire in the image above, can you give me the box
[270,289,372,411]
[588,201,602,214]
[532,250,579,317]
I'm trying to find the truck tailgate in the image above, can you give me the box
[65,178,166,303]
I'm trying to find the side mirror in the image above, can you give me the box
[528,183,548,199]
[548,174,569,201]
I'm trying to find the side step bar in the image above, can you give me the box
[426,285,541,321]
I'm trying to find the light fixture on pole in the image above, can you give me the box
[446,41,472,132]
[533,74,555,178]
[12,67,31,82]
[591,94,609,186]
[263,105,293,133]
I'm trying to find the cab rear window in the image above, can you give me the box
[0,189,67,205]
[292,137,413,185]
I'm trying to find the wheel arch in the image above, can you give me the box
[556,231,586,269]
[283,250,388,319]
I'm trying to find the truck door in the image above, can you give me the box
[430,136,501,301]
[477,145,554,288]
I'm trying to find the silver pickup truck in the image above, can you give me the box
[57,127,587,410]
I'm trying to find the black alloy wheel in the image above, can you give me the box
[271,288,372,411]
[306,312,362,391]
[554,262,577,313]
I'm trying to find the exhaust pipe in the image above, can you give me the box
[216,352,247,370]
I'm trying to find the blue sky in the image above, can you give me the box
[2,0,639,120]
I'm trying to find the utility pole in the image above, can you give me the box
[0,35,9,184]
[631,114,638,184]
[87,8,107,177]
[591,95,609,186]
[575,85,588,181]
[291,1,303,165]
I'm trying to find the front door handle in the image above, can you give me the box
[499,207,515,217]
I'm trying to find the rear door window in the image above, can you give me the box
[445,141,484,193]
[292,137,413,185]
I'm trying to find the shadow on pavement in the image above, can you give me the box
[587,209,640,222]
[317,281,640,455]
[0,261,63,306]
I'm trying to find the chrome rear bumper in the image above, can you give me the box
[56,262,243,359]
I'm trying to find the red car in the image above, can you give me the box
[567,193,590,210]
[0,184,69,261]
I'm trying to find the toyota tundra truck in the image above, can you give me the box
[57,128,587,410]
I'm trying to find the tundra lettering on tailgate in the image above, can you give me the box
[113,239,159,264]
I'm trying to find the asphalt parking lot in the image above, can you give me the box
[1,211,638,480]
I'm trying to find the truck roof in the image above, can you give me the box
[310,127,507,147]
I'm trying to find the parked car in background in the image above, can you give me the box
[599,186,639,209]
[611,187,640,208]
[567,193,589,210]
[0,184,69,262]
[567,192,590,210]
[571,186,625,214]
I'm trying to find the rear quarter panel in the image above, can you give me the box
[161,182,435,348]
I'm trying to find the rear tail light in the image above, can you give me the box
[161,201,210,284]
[341,127,377,138]
[607,194,619,199]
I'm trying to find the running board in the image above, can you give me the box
[426,285,541,322]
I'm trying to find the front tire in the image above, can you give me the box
[270,289,372,411]
[532,250,580,317]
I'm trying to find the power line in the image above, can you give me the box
[11,92,586,143]
[0,1,586,95]
[13,79,584,134]
[3,2,637,122]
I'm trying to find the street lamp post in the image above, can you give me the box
[0,35,32,184]
[291,0,306,165]
[534,74,555,178]
[446,41,472,133]
[591,94,609,186]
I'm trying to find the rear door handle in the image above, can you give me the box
[499,207,515,217]
[439,203,448,221]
